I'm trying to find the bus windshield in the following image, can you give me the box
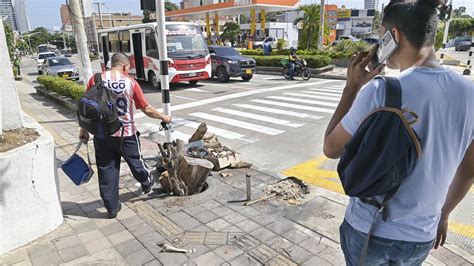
[165,25,208,58]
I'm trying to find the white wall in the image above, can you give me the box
[0,114,62,255]
[240,22,299,48]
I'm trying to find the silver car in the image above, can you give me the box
[41,57,80,81]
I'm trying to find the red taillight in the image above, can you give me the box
[206,57,211,65]
[168,60,175,69]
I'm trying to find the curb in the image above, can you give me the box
[35,86,77,111]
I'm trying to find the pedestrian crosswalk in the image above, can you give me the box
[138,82,346,145]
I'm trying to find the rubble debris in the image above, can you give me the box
[244,193,277,206]
[219,172,233,178]
[264,176,310,204]
[157,243,195,253]
[188,122,207,143]
[322,211,335,219]
[229,162,253,169]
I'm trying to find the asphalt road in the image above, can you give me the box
[22,55,473,254]
[446,47,473,64]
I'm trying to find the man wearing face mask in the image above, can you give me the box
[323,0,473,265]
[79,53,171,219]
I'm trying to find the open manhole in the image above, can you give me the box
[200,182,209,193]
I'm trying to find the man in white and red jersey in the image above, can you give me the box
[79,53,171,219]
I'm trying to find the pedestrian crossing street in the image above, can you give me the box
[139,82,345,145]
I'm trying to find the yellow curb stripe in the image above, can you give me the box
[448,220,474,239]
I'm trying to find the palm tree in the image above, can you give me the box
[293,4,321,49]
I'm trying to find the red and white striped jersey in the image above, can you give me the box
[86,70,149,137]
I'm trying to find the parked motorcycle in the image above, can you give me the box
[281,58,311,81]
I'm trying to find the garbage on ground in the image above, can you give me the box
[264,176,310,204]
[219,172,233,178]
[157,243,196,253]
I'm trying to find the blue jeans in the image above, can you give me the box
[289,62,295,79]
[339,220,434,266]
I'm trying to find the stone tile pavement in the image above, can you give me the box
[0,79,472,265]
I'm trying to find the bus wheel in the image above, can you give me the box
[148,71,161,89]
[189,80,198,85]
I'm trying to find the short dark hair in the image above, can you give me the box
[111,52,130,67]
[382,0,441,49]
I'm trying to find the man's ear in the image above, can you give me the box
[392,28,401,44]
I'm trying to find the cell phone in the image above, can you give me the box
[371,30,398,68]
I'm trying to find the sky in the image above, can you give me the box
[26,0,474,31]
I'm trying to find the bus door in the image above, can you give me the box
[101,35,110,70]
[132,32,145,79]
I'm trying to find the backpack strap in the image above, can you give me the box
[376,76,402,109]
[94,73,102,87]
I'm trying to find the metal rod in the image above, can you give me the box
[246,174,251,201]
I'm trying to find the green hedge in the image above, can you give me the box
[252,55,331,69]
[37,76,85,100]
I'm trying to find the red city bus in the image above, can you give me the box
[98,22,211,88]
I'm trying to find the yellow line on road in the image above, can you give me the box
[448,221,474,239]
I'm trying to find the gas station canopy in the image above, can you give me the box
[165,0,300,19]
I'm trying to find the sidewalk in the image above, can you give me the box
[0,79,472,265]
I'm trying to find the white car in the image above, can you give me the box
[254,36,277,50]
[36,52,57,74]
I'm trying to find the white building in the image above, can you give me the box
[0,0,16,31]
[364,0,379,10]
[80,0,93,18]
[13,0,29,33]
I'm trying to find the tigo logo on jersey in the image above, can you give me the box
[104,79,127,94]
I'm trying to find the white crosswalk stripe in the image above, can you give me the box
[172,118,258,143]
[213,107,305,128]
[267,96,339,108]
[233,103,323,120]
[140,122,191,141]
[308,88,343,94]
[283,92,340,102]
[252,99,335,113]
[301,90,342,97]
[189,112,285,135]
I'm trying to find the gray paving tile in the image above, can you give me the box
[182,244,210,259]
[229,254,263,266]
[204,232,229,245]
[248,244,277,263]
[107,230,135,246]
[30,251,62,266]
[183,232,206,244]
[200,200,222,210]
[235,219,261,233]
[155,252,189,265]
[250,227,278,243]
[267,255,299,266]
[283,245,313,264]
[12,260,33,266]
[27,242,56,258]
[124,249,154,266]
[317,246,346,265]
[194,211,219,224]
[233,235,260,251]
[135,231,166,247]
[99,221,126,236]
[182,205,207,216]
[266,236,294,253]
[129,222,156,237]
[58,244,89,262]
[213,245,245,261]
[302,256,332,266]
[78,229,104,244]
[206,218,232,231]
[166,211,202,231]
[121,215,146,229]
[210,206,234,217]
[53,235,82,250]
[265,219,295,235]
[84,237,113,255]
[144,259,162,266]
[282,229,310,244]
[193,251,225,266]
[222,212,247,225]
[115,239,144,258]
[298,238,328,255]
[249,214,276,226]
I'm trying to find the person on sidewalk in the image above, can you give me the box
[288,47,299,80]
[79,52,172,219]
[323,0,473,265]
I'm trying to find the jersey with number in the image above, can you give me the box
[86,70,149,137]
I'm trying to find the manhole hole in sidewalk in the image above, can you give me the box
[200,182,209,193]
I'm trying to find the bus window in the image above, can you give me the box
[108,32,120,53]
[145,29,159,59]
[120,31,131,53]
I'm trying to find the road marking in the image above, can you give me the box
[134,79,336,119]
[301,90,343,97]
[309,88,343,94]
[172,118,258,143]
[139,122,191,141]
[171,95,197,101]
[267,96,339,108]
[213,107,305,128]
[189,112,285,135]
[233,103,323,120]
[283,92,341,102]
[252,99,335,113]
[186,88,209,92]
[282,156,344,194]
[448,221,474,239]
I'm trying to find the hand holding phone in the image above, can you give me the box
[371,30,398,69]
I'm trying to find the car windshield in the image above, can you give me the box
[38,53,56,59]
[165,25,208,58]
[49,58,72,66]
[215,47,239,57]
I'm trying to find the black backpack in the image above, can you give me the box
[77,73,122,139]
[337,76,422,265]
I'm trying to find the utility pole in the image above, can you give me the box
[94,2,104,29]
[318,0,325,49]
[156,0,172,143]
[69,0,93,82]
[129,12,132,26]
[440,0,453,65]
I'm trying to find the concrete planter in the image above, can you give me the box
[0,113,62,255]
[35,86,78,111]
[331,58,351,67]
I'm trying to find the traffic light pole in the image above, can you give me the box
[440,0,453,66]
[155,0,172,143]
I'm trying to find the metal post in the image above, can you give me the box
[463,47,472,75]
[69,0,93,83]
[318,0,325,49]
[246,174,251,201]
[155,0,172,143]
[440,0,453,65]
[94,2,104,29]
[129,12,132,26]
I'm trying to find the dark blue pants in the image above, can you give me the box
[289,62,296,79]
[93,133,151,212]
[340,220,434,266]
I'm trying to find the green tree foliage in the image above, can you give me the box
[448,18,474,39]
[372,11,381,34]
[143,10,152,23]
[165,1,179,11]
[221,22,240,44]
[3,22,15,61]
[452,7,471,18]
[294,4,321,49]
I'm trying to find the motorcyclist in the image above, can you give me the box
[288,47,300,80]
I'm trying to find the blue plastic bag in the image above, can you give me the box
[61,142,94,186]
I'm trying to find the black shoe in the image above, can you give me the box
[142,177,155,194]
[107,202,122,219]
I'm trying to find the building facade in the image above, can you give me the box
[364,0,379,10]
[84,12,143,51]
[0,0,30,33]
